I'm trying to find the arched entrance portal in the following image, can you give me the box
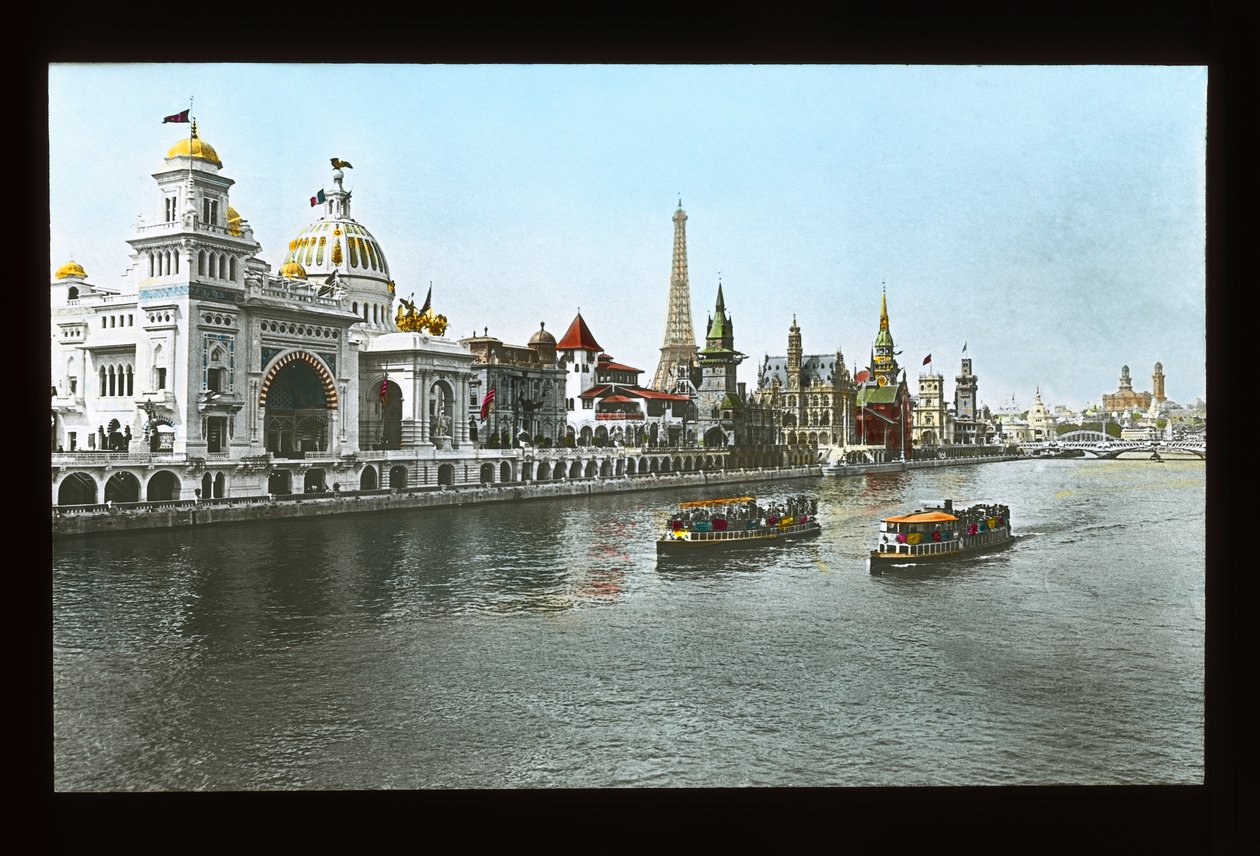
[262,355,335,458]
[429,380,455,445]
[377,379,403,450]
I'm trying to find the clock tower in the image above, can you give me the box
[871,287,900,388]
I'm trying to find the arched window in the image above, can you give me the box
[126,365,134,396]
[209,254,217,279]
[99,366,106,396]
[108,365,116,397]
[149,253,155,277]
[173,251,179,275]
[229,257,237,281]
[198,251,206,276]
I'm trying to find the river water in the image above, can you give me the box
[52,458,1205,790]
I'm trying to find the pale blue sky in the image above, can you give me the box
[48,64,1207,411]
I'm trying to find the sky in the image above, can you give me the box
[48,64,1207,413]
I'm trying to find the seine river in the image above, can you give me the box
[52,457,1205,791]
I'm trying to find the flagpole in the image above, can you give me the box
[186,96,194,229]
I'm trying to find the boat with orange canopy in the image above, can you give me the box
[869,499,1013,571]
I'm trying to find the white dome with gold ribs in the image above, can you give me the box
[280,166,391,288]
[279,163,397,331]
[282,217,391,285]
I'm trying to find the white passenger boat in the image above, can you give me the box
[869,499,1013,571]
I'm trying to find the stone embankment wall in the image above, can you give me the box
[53,467,823,538]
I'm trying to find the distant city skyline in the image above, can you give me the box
[48,64,1207,411]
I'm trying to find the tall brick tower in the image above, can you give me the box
[650,200,699,391]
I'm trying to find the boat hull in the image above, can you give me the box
[657,522,822,553]
[869,531,1015,571]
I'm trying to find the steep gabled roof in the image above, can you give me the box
[557,312,603,352]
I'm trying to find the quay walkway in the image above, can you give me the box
[52,466,823,538]
[52,452,1030,538]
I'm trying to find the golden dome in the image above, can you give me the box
[166,136,222,166]
[227,206,242,236]
[280,261,308,279]
[55,260,86,280]
[529,322,556,345]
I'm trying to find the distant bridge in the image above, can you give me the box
[1021,436,1206,460]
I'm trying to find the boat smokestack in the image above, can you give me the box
[944,499,953,513]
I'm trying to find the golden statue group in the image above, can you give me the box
[395,291,448,336]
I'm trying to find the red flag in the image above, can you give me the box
[854,369,871,384]
[310,189,326,207]
[923,354,932,365]
[379,377,390,406]
[480,386,495,420]
[163,109,190,124]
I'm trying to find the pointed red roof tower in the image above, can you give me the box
[557,312,603,353]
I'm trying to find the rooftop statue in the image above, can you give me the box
[395,291,448,336]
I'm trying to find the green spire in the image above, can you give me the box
[706,281,729,340]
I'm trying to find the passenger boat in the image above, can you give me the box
[657,495,821,553]
[869,499,1013,571]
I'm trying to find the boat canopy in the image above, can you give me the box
[885,510,958,523]
[678,496,755,509]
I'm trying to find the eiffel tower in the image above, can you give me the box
[650,199,699,391]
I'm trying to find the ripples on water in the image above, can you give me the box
[53,459,1205,790]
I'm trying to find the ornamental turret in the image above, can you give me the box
[695,282,745,437]
[871,287,900,388]
[787,315,802,389]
